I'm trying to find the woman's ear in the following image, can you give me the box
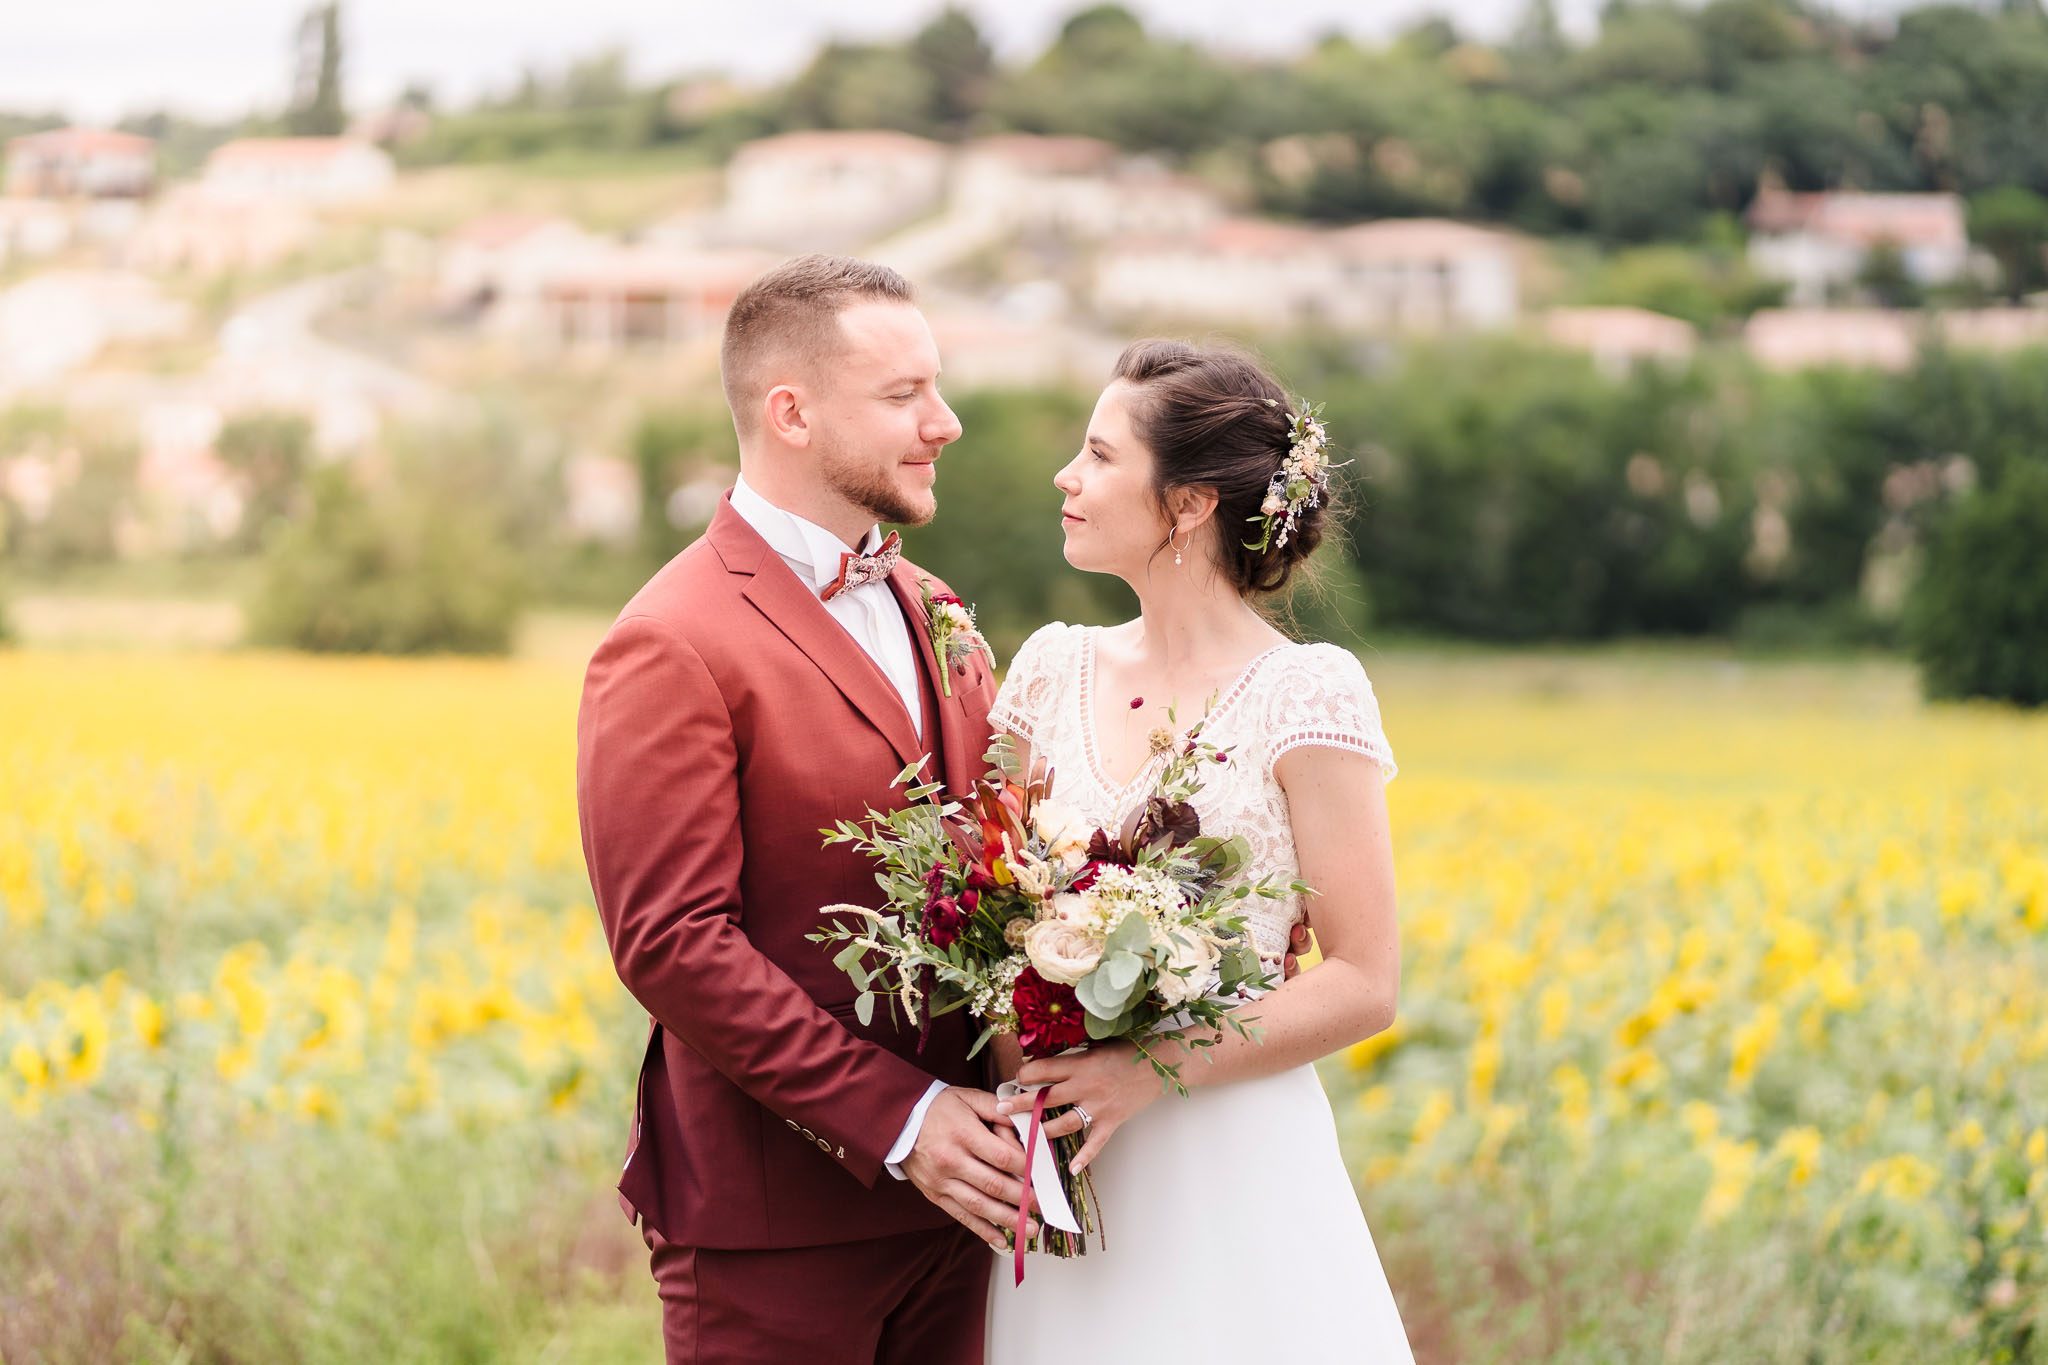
[1170,485,1220,535]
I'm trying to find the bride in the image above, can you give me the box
[983,340,1415,1363]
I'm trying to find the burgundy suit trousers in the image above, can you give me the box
[643,1222,990,1365]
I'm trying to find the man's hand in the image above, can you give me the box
[1283,919,1315,980]
[901,1087,1037,1251]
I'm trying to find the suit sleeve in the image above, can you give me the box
[577,612,936,1187]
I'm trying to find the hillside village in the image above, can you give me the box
[3,121,2046,558]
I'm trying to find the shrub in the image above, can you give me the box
[1906,460,2048,707]
[245,463,526,657]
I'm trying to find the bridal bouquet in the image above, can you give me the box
[809,710,1296,1269]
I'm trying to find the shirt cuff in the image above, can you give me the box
[882,1079,950,1181]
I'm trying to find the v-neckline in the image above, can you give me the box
[1077,626,1291,799]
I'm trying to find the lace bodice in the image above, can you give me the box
[988,623,1395,968]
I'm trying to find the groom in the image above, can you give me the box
[576,255,1033,1363]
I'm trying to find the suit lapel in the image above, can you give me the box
[713,500,923,771]
[888,564,973,798]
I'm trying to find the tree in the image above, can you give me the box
[287,3,346,137]
[215,412,312,552]
[1855,239,1922,308]
[912,8,995,134]
[1907,459,2048,706]
[1969,186,2048,301]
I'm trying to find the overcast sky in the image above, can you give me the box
[4,0,1929,125]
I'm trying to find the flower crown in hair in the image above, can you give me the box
[1246,399,1342,554]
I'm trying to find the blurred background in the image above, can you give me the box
[2,2,2046,1361]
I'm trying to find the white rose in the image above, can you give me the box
[1024,918,1105,986]
[1031,800,1092,867]
[1044,891,1091,925]
[1153,928,1222,1008]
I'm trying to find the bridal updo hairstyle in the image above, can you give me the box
[1111,339,1332,595]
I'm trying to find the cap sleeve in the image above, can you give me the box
[988,622,1075,747]
[1258,644,1396,783]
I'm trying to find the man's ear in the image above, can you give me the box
[1170,485,1220,535]
[764,384,810,447]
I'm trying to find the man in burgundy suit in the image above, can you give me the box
[577,256,1034,1364]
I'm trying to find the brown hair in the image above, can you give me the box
[1111,338,1331,594]
[719,255,916,437]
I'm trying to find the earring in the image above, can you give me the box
[1170,527,1191,567]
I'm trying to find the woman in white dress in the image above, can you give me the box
[984,340,1415,1364]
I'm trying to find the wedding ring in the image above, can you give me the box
[1073,1104,1094,1129]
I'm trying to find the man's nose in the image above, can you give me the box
[926,399,963,444]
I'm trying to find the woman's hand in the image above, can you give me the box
[995,1042,1166,1175]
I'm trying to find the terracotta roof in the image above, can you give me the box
[447,213,570,249]
[1333,218,1515,261]
[962,134,1119,175]
[538,246,775,297]
[733,130,946,162]
[207,137,372,167]
[1747,189,1967,251]
[6,127,154,156]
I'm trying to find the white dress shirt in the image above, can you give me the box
[726,475,946,1179]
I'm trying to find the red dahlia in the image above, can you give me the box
[1013,967,1087,1057]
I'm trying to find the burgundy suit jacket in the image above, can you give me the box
[577,495,998,1250]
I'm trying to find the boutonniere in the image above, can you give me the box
[919,578,991,697]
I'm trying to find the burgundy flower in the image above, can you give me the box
[924,895,966,949]
[1013,968,1087,1057]
[933,591,965,607]
[960,888,980,913]
[965,865,997,895]
[1069,860,1110,893]
[924,864,948,898]
[1128,696,1144,709]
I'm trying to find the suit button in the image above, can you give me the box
[785,1119,799,1130]
[815,1137,831,1153]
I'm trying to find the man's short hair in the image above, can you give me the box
[719,255,916,437]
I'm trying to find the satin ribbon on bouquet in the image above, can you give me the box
[997,1079,1084,1285]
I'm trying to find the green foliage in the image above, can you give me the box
[895,388,1129,658]
[1583,243,1784,329]
[1968,186,2048,301]
[245,450,528,656]
[215,411,314,552]
[286,3,346,138]
[629,406,738,566]
[1907,460,2048,706]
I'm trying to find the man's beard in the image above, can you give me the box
[820,441,935,528]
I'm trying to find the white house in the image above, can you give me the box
[951,134,1221,241]
[718,131,948,249]
[1747,188,1975,306]
[127,186,316,275]
[435,213,601,317]
[1327,219,1521,331]
[520,244,776,353]
[1093,216,1519,334]
[200,137,394,204]
[4,128,155,199]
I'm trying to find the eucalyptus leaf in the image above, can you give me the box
[854,991,875,1027]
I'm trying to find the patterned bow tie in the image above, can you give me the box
[819,531,901,602]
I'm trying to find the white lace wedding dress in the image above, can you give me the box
[984,623,1416,1364]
